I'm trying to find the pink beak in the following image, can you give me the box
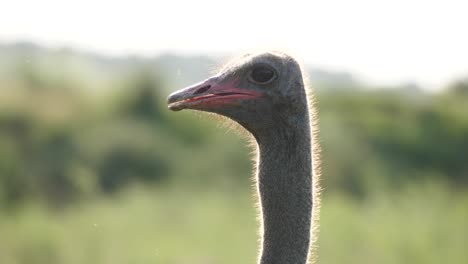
[167,76,262,111]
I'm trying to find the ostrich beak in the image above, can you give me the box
[167,76,262,111]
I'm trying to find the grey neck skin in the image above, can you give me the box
[254,114,313,264]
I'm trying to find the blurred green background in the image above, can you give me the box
[0,43,467,264]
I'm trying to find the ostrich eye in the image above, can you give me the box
[249,66,277,84]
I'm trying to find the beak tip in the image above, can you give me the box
[167,78,216,112]
[166,93,176,104]
[167,92,183,108]
[168,102,184,111]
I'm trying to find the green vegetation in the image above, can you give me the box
[1,183,466,264]
[0,43,467,263]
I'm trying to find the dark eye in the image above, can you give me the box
[249,66,277,84]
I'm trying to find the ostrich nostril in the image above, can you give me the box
[193,85,211,95]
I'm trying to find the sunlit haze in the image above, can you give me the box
[1,0,467,90]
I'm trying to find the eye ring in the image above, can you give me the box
[248,65,277,85]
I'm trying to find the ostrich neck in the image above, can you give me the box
[255,116,313,264]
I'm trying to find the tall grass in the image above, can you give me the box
[1,182,467,264]
[319,181,468,264]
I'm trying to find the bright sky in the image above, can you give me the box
[1,0,467,90]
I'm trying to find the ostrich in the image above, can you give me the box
[167,51,320,264]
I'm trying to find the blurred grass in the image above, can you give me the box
[0,186,258,264]
[319,182,468,264]
[1,182,466,264]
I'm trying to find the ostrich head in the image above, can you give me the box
[167,51,308,136]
